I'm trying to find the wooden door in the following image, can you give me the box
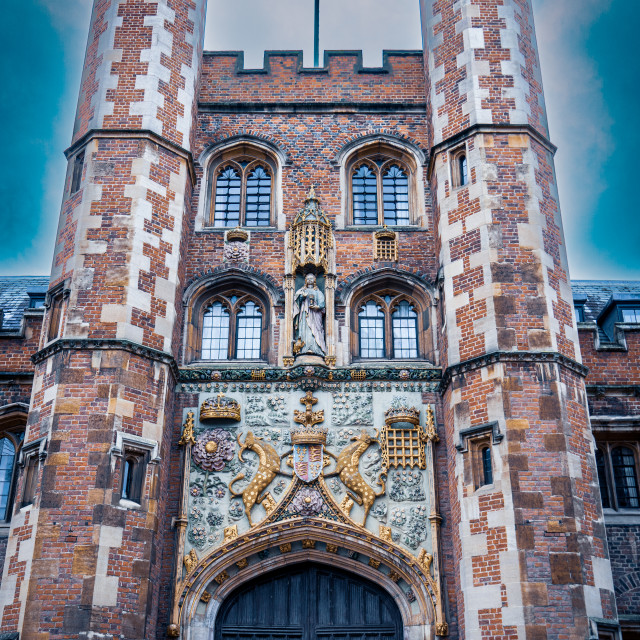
[215,562,402,640]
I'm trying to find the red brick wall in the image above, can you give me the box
[199,52,426,105]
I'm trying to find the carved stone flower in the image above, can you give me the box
[192,429,234,472]
[291,487,324,516]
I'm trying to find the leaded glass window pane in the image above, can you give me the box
[202,302,230,359]
[353,165,378,225]
[459,155,468,186]
[481,446,493,485]
[391,301,418,358]
[245,166,271,227]
[214,166,241,227]
[596,448,610,509]
[621,307,640,323]
[612,446,639,508]
[0,437,16,521]
[382,165,409,225]
[236,301,262,359]
[359,301,385,358]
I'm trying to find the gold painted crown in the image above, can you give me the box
[200,393,241,422]
[226,227,249,242]
[375,226,396,241]
[291,391,327,444]
[384,405,420,426]
[291,423,328,445]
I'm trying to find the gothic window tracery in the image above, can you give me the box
[355,293,421,360]
[596,442,640,510]
[201,293,265,361]
[207,144,276,228]
[0,426,24,524]
[345,142,419,227]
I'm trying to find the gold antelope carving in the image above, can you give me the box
[331,430,385,526]
[229,432,281,526]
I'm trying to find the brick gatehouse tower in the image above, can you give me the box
[0,1,638,639]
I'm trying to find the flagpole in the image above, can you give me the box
[314,0,320,67]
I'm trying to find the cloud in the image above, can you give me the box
[204,0,421,67]
[533,0,617,277]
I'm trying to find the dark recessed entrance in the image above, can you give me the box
[215,562,403,640]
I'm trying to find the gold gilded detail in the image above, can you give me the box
[435,622,449,636]
[251,370,266,380]
[236,558,248,569]
[214,570,229,585]
[326,543,338,553]
[227,227,249,242]
[179,411,196,446]
[261,492,277,514]
[291,391,327,445]
[229,433,281,526]
[379,525,393,542]
[200,393,241,422]
[335,430,386,526]
[167,623,180,637]
[283,356,295,367]
[205,441,218,454]
[425,405,439,442]
[369,558,381,569]
[200,591,212,603]
[183,549,198,574]
[374,226,398,262]
[418,548,434,574]
[350,370,366,381]
[279,543,292,553]
[302,539,316,549]
[380,405,427,470]
[223,525,238,542]
[289,186,333,272]
[389,570,402,583]
[339,495,354,516]
[324,355,336,368]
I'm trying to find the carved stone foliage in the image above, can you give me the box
[245,395,288,426]
[389,469,426,502]
[332,393,373,427]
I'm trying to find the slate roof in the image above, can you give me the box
[0,276,49,332]
[571,280,640,323]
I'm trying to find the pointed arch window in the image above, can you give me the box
[596,442,640,510]
[391,300,418,358]
[0,429,24,523]
[201,294,264,361]
[612,446,639,508]
[352,161,412,226]
[382,165,410,225]
[356,293,423,360]
[209,149,275,228]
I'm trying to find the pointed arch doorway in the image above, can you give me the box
[214,562,403,640]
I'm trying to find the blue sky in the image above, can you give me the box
[0,0,637,279]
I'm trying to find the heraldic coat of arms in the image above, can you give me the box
[291,391,327,482]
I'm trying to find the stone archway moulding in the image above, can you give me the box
[173,518,447,640]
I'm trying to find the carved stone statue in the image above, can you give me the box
[293,273,326,357]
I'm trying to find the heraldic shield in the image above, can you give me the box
[293,443,324,482]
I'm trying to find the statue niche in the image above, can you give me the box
[293,273,326,357]
[285,187,336,367]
